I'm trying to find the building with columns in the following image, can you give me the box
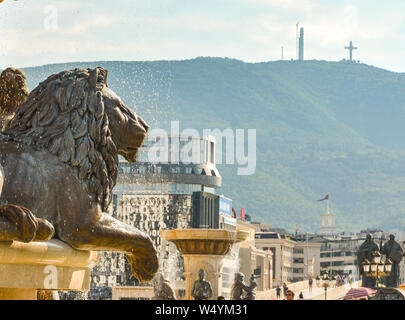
[320,212,337,235]
[237,221,273,291]
[254,232,296,286]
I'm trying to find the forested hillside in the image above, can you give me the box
[19,58,405,232]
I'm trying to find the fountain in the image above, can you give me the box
[0,67,158,299]
[160,228,249,300]
[0,240,97,300]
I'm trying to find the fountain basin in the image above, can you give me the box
[160,229,248,255]
[160,229,249,300]
[0,240,97,300]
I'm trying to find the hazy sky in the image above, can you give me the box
[1,0,404,72]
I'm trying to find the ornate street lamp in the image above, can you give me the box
[363,259,371,274]
[320,269,333,300]
[362,251,393,288]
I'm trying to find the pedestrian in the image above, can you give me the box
[335,274,340,287]
[283,282,288,297]
[308,277,313,293]
[276,286,281,300]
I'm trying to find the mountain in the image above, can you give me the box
[15,58,405,233]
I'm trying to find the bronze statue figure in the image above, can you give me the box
[380,234,403,287]
[357,234,379,288]
[244,274,257,300]
[0,68,29,130]
[153,273,176,300]
[191,269,212,300]
[231,272,253,300]
[0,67,158,282]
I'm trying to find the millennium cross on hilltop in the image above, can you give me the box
[345,41,358,61]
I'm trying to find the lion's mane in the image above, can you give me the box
[0,68,29,130]
[1,68,118,211]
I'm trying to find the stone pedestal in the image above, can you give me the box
[183,254,225,300]
[0,239,98,300]
[160,229,248,300]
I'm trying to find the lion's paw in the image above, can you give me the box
[0,204,39,242]
[34,218,55,241]
[126,247,159,283]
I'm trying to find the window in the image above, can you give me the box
[293,258,304,264]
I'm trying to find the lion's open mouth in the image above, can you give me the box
[122,147,139,163]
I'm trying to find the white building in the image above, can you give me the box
[254,232,296,286]
[237,221,273,291]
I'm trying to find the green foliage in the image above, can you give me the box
[19,58,405,233]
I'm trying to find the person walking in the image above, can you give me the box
[276,286,281,300]
[308,277,313,293]
[335,274,341,287]
[283,282,288,298]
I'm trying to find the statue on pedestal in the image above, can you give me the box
[191,269,212,300]
[153,273,176,300]
[244,274,257,300]
[231,272,253,300]
[0,67,158,282]
[380,234,403,287]
[357,234,379,288]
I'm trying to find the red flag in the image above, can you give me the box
[232,207,237,218]
[317,194,329,201]
[241,208,245,221]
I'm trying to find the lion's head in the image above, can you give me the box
[0,68,29,129]
[2,67,149,210]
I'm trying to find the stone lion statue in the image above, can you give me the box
[0,67,29,130]
[0,67,158,282]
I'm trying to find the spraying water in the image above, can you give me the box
[221,242,241,299]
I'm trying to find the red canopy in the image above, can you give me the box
[343,287,376,300]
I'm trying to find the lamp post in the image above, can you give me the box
[320,269,332,300]
[362,251,393,288]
